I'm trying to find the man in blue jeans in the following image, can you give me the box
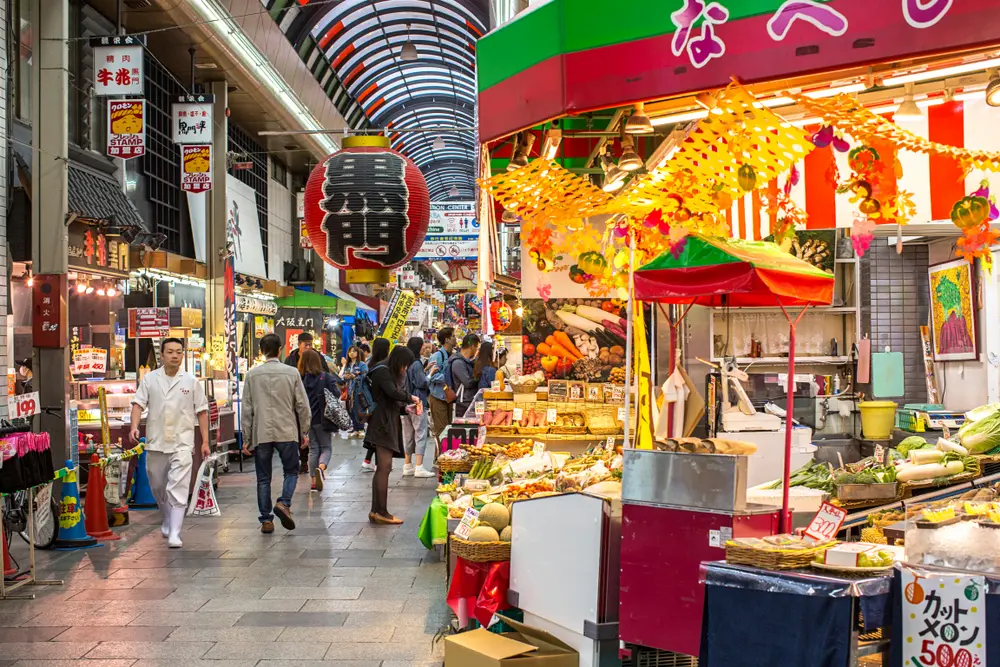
[241,333,312,533]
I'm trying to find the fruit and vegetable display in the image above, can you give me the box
[654,437,758,455]
[522,298,628,381]
[957,402,1000,455]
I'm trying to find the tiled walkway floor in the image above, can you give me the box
[0,438,447,667]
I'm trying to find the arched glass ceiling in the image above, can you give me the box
[271,0,488,202]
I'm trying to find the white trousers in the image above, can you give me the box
[145,449,194,509]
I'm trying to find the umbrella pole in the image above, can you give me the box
[778,304,811,533]
[657,302,695,436]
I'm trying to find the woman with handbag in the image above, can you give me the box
[298,349,338,492]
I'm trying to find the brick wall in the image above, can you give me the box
[860,243,931,404]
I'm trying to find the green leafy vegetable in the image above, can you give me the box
[897,436,930,457]
[958,407,1000,454]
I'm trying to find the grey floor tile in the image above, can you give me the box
[198,598,306,612]
[276,626,393,643]
[127,611,243,627]
[323,642,442,660]
[51,626,177,642]
[8,660,137,667]
[0,643,98,660]
[19,611,142,628]
[234,612,348,628]
[0,626,68,642]
[204,642,331,660]
[84,641,215,660]
[301,599,405,612]
[259,662,380,667]
[261,586,362,600]
[164,626,283,642]
[66,588,176,601]
[129,661,250,667]
[300,549,385,559]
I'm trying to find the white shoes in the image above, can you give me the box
[413,468,435,478]
[160,510,170,538]
[360,461,376,473]
[402,463,415,476]
[167,506,185,548]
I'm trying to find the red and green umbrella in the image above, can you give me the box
[634,235,834,307]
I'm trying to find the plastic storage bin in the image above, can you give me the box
[859,401,897,440]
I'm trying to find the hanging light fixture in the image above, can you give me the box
[619,134,643,172]
[501,208,518,223]
[601,151,625,193]
[895,84,923,122]
[986,70,1000,107]
[433,136,446,150]
[106,286,117,297]
[625,102,654,135]
[85,284,95,295]
[400,23,418,62]
[76,282,87,293]
[508,132,535,170]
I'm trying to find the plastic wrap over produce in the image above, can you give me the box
[699,561,891,598]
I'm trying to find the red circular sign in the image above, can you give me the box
[303,146,430,271]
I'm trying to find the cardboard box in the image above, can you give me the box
[445,616,579,667]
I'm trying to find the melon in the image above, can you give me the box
[468,526,500,542]
[500,526,512,542]
[478,503,510,532]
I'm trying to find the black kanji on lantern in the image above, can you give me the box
[319,152,410,266]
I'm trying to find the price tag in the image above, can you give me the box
[476,426,487,447]
[606,436,616,450]
[804,501,848,542]
[546,408,558,424]
[474,402,485,417]
[942,424,951,439]
[491,381,501,392]
[617,407,626,421]
[454,506,480,540]
[512,407,523,422]
[570,385,582,400]
[532,441,545,456]
[612,386,625,403]
[7,391,40,419]
[874,444,886,465]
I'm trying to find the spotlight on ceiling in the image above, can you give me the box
[625,102,654,135]
[600,152,626,193]
[895,84,923,122]
[619,135,643,172]
[400,23,418,62]
[987,70,1000,107]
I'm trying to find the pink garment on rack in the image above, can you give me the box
[857,338,871,384]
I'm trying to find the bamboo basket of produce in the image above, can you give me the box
[438,458,474,474]
[512,405,550,435]
[725,537,837,570]
[450,535,511,562]
[550,412,587,435]
[898,452,980,492]
[586,405,624,435]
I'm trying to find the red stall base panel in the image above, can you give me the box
[618,504,779,657]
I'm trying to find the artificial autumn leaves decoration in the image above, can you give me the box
[953,181,1000,270]
[836,145,917,229]
[737,164,757,192]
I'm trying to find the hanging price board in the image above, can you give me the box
[804,501,848,542]
[7,391,40,419]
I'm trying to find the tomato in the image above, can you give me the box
[524,344,535,357]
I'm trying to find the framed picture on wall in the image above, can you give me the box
[928,258,978,362]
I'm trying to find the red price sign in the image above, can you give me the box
[804,501,847,542]
[7,391,40,419]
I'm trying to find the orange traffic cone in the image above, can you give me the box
[2,529,16,576]
[84,453,119,541]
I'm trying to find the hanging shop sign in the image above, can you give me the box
[253,316,273,339]
[303,136,429,283]
[428,202,478,235]
[106,99,145,159]
[128,307,170,338]
[414,235,479,261]
[901,564,987,667]
[32,274,68,348]
[90,36,144,97]
[376,289,416,343]
[180,144,212,192]
[236,295,278,316]
[67,222,131,278]
[71,348,108,376]
[171,95,214,144]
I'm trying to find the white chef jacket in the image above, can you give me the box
[131,368,209,453]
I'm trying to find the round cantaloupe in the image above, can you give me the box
[478,503,510,532]
[468,526,500,542]
[500,525,512,542]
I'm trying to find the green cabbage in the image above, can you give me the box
[965,403,1000,423]
[897,436,929,457]
[958,408,1000,455]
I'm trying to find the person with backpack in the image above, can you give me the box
[402,337,435,477]
[448,334,480,419]
[298,349,339,492]
[357,338,389,472]
[427,327,457,441]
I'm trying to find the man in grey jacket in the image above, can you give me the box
[241,333,312,533]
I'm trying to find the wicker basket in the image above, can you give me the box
[724,541,836,570]
[483,391,514,401]
[438,458,474,474]
[486,426,518,436]
[517,426,549,436]
[551,425,588,435]
[901,458,982,492]
[511,381,541,395]
[450,535,511,562]
[586,405,625,436]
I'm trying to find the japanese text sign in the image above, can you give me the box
[376,289,416,343]
[172,96,214,144]
[455,507,480,540]
[32,274,67,348]
[8,392,40,420]
[128,307,170,338]
[106,99,145,159]
[902,564,986,667]
[804,501,847,542]
[180,144,212,192]
[92,39,143,96]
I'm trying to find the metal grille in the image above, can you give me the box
[623,647,698,667]
[140,54,187,254]
[227,122,269,266]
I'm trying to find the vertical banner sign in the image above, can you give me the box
[224,211,239,401]
[171,95,215,144]
[902,564,987,667]
[376,290,416,343]
[106,99,145,159]
[180,145,213,192]
[90,36,144,96]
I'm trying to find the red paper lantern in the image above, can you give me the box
[303,136,430,275]
[490,301,513,331]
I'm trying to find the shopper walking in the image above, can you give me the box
[365,345,421,525]
[298,349,338,492]
[343,345,368,439]
[129,338,210,548]
[475,341,498,389]
[402,337,435,477]
[359,338,390,473]
[447,334,480,420]
[241,333,312,534]
[427,327,457,442]
[285,331,330,373]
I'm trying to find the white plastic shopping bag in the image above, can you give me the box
[187,453,223,517]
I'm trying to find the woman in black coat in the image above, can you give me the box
[364,345,420,524]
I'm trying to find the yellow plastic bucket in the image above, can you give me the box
[859,401,897,440]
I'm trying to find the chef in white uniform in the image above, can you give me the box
[129,337,210,548]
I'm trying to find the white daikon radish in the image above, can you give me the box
[896,460,965,482]
[576,305,624,328]
[935,438,969,456]
[909,449,946,465]
[555,310,601,332]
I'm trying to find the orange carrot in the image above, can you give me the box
[546,335,557,348]
[549,343,577,361]
[554,331,583,359]
[536,342,552,356]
